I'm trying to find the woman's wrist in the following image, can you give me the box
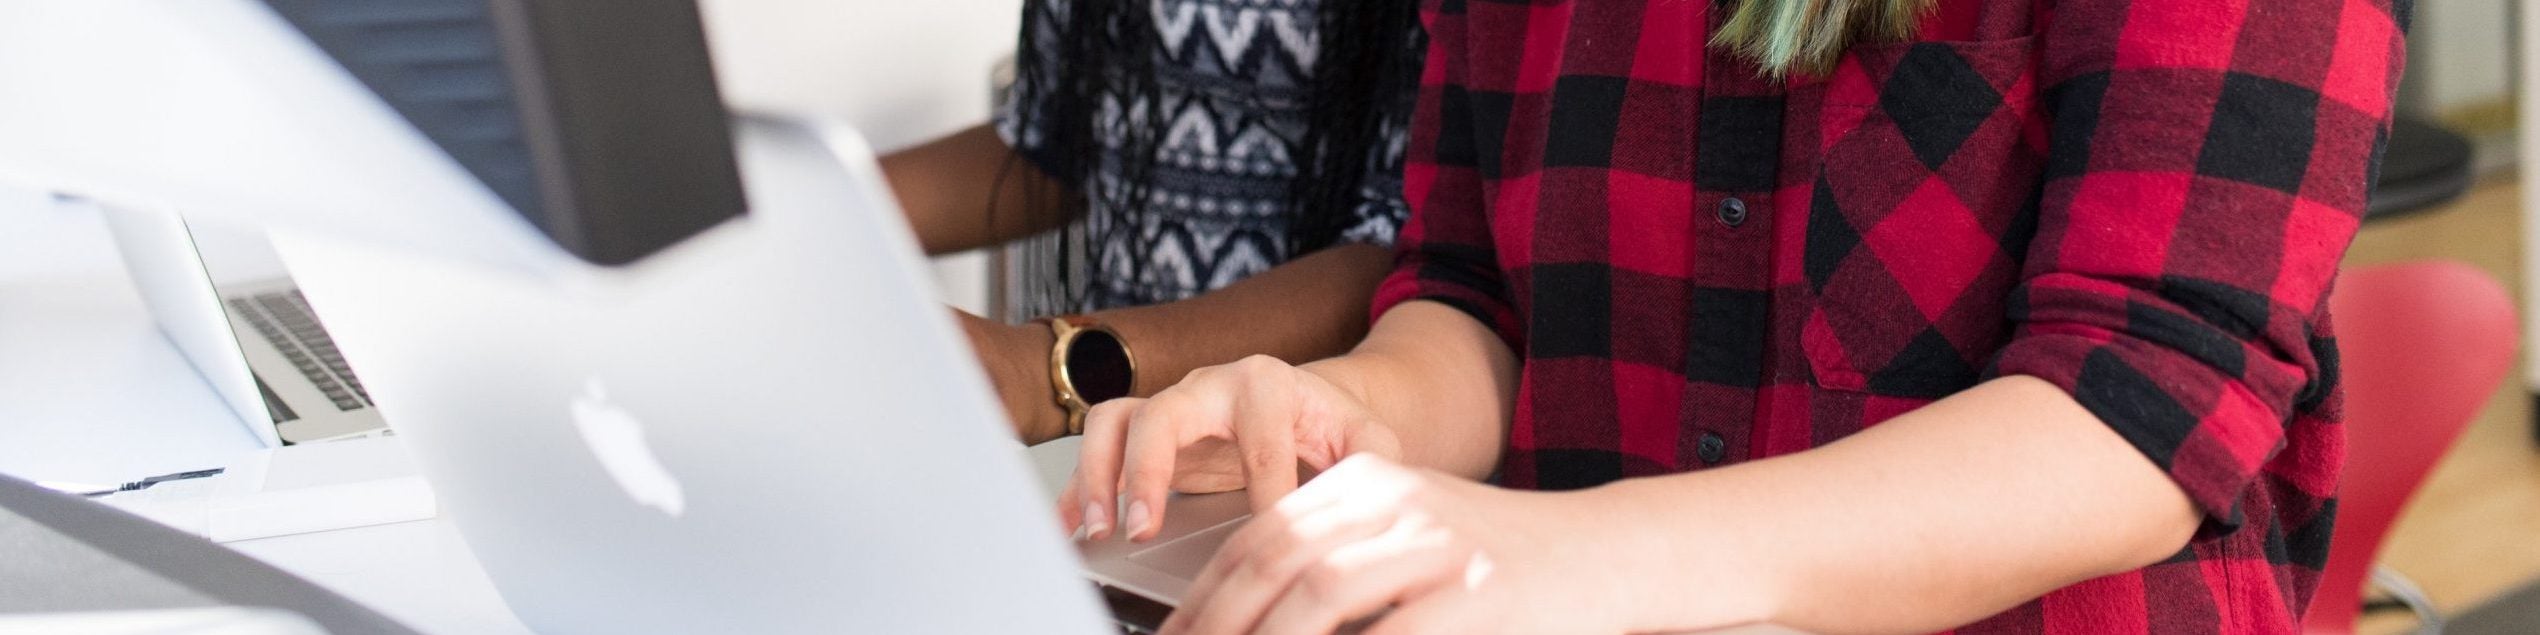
[958,313,1068,444]
[1005,325,1066,444]
[1582,475,1788,633]
[1297,355,1383,409]
[1300,348,1508,480]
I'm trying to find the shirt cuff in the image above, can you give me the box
[1988,330,2297,530]
[1370,254,1523,352]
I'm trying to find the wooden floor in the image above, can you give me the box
[2339,179,2540,634]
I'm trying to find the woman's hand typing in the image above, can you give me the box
[1058,355,1402,542]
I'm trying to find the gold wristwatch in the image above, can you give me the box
[1042,316,1137,436]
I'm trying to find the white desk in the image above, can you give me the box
[0,190,1095,633]
[0,190,265,485]
[0,190,518,633]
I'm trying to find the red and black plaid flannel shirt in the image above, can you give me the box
[1372,0,2402,630]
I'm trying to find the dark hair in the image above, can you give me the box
[1004,0,1424,297]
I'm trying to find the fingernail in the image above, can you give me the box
[1084,502,1109,539]
[1126,500,1153,541]
[1069,521,1089,541]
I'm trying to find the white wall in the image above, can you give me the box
[698,0,1026,313]
[2415,0,2514,116]
[2519,0,2540,394]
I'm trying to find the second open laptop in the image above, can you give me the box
[99,202,387,447]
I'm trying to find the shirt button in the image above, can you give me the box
[1716,197,1749,227]
[1696,431,1727,465]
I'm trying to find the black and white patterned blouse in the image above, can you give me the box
[996,0,1412,318]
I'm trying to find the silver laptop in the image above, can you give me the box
[276,117,1246,634]
[21,1,1244,629]
[99,204,388,447]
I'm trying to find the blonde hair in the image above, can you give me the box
[1713,0,1937,79]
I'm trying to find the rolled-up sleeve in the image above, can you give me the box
[1988,0,2402,526]
[992,0,1082,186]
[1370,0,1523,349]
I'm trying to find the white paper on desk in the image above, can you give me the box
[98,436,438,542]
[0,607,325,635]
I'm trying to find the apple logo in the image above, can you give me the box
[569,378,686,517]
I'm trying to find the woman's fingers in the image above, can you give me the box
[1054,480,1084,539]
[1358,581,1481,635]
[1119,393,1210,542]
[1077,357,1373,545]
[1066,397,1143,540]
[1231,358,1304,512]
[1164,495,1393,635]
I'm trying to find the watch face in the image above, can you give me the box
[1065,329,1134,404]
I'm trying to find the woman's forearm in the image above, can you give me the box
[986,243,1406,444]
[1302,300,1519,481]
[880,123,1076,255]
[1594,376,2201,634]
[1090,242,1397,397]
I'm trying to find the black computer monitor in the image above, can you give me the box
[259,0,744,266]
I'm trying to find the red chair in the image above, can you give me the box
[2304,260,2519,634]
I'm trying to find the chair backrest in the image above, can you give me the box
[2304,260,2518,634]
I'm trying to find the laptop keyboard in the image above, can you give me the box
[254,375,302,422]
[230,290,369,412]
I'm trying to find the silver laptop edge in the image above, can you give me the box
[100,204,388,447]
[275,116,1267,633]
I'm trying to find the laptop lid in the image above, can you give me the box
[273,118,1113,634]
[98,203,282,449]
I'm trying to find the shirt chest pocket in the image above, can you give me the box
[1798,36,2045,398]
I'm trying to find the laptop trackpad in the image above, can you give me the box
[1126,520,1240,573]
[1081,491,1252,605]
